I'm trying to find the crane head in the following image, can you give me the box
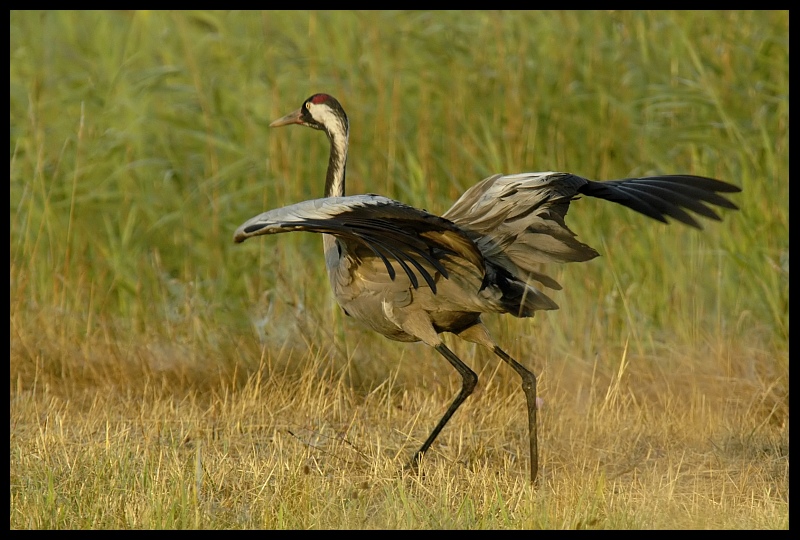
[269,93,348,138]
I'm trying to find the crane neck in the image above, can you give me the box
[323,119,349,198]
[320,113,349,276]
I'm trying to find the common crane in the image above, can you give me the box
[234,94,740,483]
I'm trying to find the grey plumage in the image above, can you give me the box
[442,171,741,292]
[234,94,741,483]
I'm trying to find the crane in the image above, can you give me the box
[234,93,740,483]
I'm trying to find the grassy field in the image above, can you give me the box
[10,10,788,529]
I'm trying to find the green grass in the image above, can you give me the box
[10,10,787,529]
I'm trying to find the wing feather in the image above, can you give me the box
[234,195,484,294]
[444,172,740,290]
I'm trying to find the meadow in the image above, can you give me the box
[10,10,788,529]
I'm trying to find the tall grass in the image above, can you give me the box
[10,10,787,529]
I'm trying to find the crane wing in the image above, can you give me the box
[234,195,485,294]
[443,172,594,289]
[443,172,740,290]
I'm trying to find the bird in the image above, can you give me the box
[234,93,741,483]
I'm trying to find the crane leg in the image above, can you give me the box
[457,323,539,484]
[407,343,478,471]
[491,346,538,484]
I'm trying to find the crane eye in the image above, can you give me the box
[305,102,311,110]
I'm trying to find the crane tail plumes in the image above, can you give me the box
[234,195,485,294]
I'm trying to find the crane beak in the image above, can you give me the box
[269,108,303,128]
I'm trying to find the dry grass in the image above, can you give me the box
[10,302,788,528]
[10,10,787,529]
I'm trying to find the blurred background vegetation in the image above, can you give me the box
[10,11,787,528]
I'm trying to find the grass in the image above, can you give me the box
[10,10,788,529]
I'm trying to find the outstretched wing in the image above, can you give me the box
[576,174,741,228]
[443,172,740,289]
[234,194,485,294]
